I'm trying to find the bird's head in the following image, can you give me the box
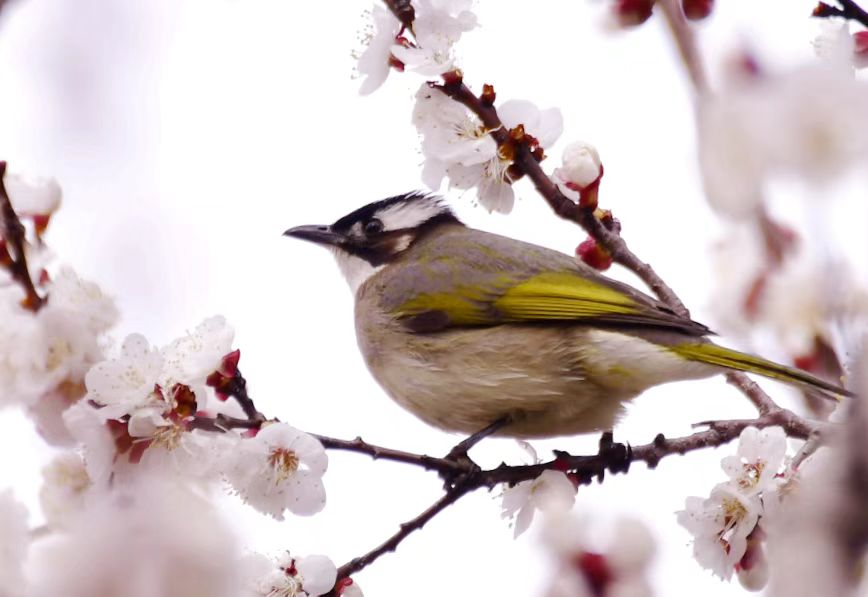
[284,192,462,292]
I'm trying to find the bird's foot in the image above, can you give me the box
[596,431,632,481]
[440,416,510,489]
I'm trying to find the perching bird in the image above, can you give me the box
[285,192,850,439]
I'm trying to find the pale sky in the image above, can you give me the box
[0,1,858,596]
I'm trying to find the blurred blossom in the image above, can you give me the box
[698,62,868,218]
[39,452,91,529]
[541,512,655,597]
[414,85,562,213]
[0,267,117,411]
[0,490,29,597]
[812,21,855,66]
[27,476,242,597]
[225,423,328,520]
[709,226,868,356]
[501,470,576,538]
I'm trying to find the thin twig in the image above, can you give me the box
[0,161,45,311]
[219,369,266,422]
[333,478,473,584]
[657,0,709,95]
[312,434,470,477]
[813,0,868,28]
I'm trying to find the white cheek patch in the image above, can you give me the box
[377,199,445,231]
[331,249,384,294]
[392,234,413,253]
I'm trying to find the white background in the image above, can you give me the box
[0,1,857,595]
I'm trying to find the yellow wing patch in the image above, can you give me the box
[493,272,637,320]
[395,271,640,327]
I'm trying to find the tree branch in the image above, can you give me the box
[323,409,822,592]
[657,0,709,95]
[813,0,868,28]
[0,161,46,311]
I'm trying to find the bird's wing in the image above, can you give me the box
[383,229,710,336]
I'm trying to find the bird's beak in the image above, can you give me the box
[283,224,346,247]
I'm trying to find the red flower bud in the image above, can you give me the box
[576,238,613,271]
[682,0,714,20]
[615,0,655,27]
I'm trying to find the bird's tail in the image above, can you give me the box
[671,343,855,399]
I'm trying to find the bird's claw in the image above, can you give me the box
[596,431,632,481]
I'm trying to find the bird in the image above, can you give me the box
[284,191,852,439]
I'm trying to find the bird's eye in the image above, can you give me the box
[364,218,384,236]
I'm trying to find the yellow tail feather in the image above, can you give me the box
[672,343,854,399]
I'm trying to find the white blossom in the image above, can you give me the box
[501,470,576,538]
[414,85,563,213]
[161,315,235,393]
[27,476,243,597]
[83,333,163,420]
[356,6,402,95]
[4,172,62,216]
[0,490,29,596]
[698,63,868,218]
[251,552,338,597]
[390,0,477,76]
[552,141,602,202]
[677,483,761,580]
[226,423,328,520]
[720,426,787,495]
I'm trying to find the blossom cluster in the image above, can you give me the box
[356,0,476,95]
[62,317,328,520]
[356,1,604,214]
[0,172,347,596]
[677,426,790,588]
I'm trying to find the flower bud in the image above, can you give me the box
[682,0,713,20]
[553,141,603,209]
[614,0,655,27]
[576,238,613,271]
[855,31,868,68]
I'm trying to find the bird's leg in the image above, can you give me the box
[445,416,511,463]
[439,416,510,489]
[596,430,632,481]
